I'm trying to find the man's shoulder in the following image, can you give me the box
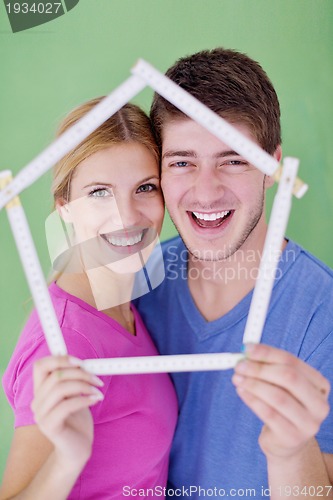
[134,236,184,307]
[160,235,187,271]
[287,240,333,284]
[160,235,183,254]
[281,241,333,327]
[142,235,185,277]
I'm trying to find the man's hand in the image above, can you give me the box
[232,344,330,460]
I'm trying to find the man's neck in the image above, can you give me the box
[187,230,278,322]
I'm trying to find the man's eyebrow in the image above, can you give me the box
[162,150,197,159]
[214,150,241,159]
[162,150,241,159]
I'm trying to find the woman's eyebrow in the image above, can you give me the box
[136,175,160,184]
[83,182,114,188]
[83,176,160,189]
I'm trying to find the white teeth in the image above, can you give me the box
[106,232,143,247]
[192,211,230,221]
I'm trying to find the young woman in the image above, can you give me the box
[0,99,178,499]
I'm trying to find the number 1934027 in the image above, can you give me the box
[6,2,62,14]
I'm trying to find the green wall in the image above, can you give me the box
[0,0,332,481]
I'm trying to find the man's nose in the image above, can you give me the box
[192,168,225,202]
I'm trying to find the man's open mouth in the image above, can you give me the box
[190,210,233,228]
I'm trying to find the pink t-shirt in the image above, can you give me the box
[3,283,178,499]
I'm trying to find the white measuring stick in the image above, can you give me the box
[242,157,299,345]
[0,171,67,355]
[0,172,243,373]
[0,170,244,373]
[132,59,279,177]
[82,352,244,375]
[0,75,146,210]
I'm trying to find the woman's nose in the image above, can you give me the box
[109,196,141,228]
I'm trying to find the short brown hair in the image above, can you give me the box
[150,48,281,154]
[52,98,159,202]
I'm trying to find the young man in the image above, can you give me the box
[135,48,333,498]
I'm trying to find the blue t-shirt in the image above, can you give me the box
[134,237,333,497]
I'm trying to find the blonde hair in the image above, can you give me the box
[52,97,159,203]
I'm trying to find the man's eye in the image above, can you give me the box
[137,183,157,193]
[222,160,248,170]
[225,160,246,166]
[89,188,111,198]
[174,161,189,167]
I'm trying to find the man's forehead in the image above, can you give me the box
[161,118,256,156]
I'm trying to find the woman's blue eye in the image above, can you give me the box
[175,161,188,167]
[89,188,110,198]
[137,184,157,193]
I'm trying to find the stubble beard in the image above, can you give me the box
[169,186,265,262]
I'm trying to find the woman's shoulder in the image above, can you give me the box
[4,284,103,381]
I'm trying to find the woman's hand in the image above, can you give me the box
[31,356,104,468]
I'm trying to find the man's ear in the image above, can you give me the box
[265,145,282,189]
[274,144,282,162]
[56,198,72,224]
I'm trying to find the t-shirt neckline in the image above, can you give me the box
[174,239,301,340]
[50,281,142,344]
